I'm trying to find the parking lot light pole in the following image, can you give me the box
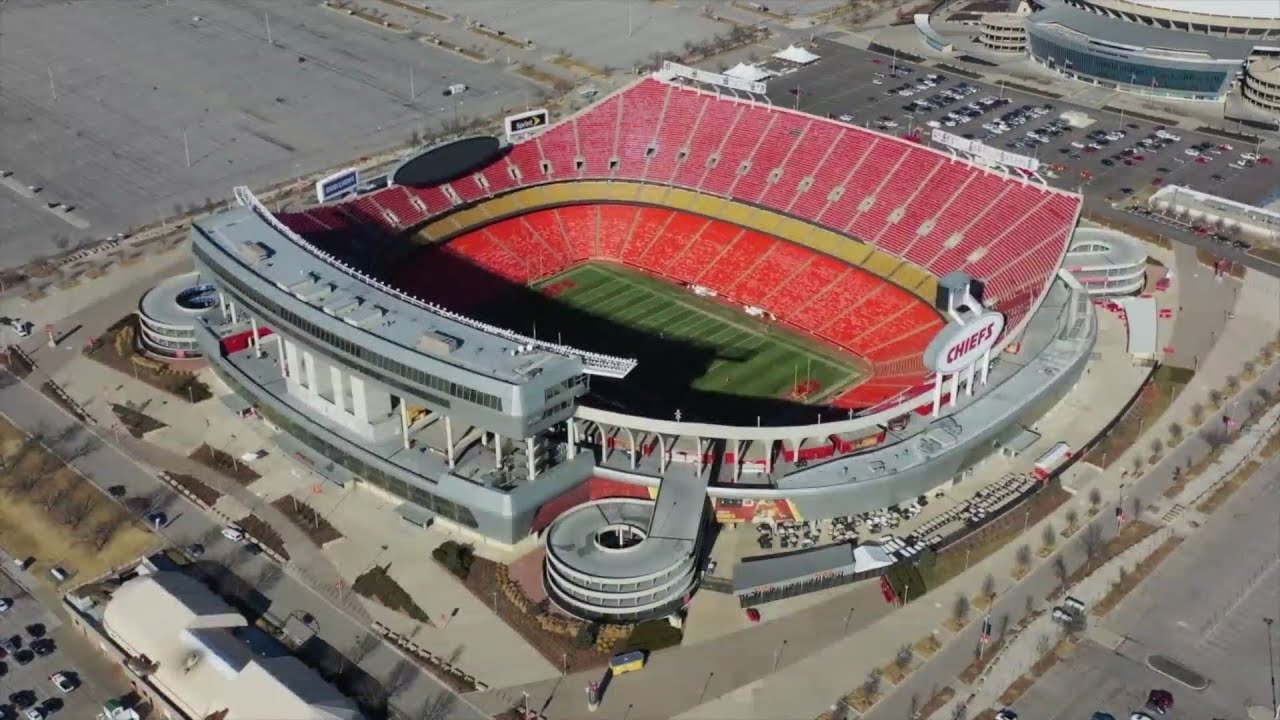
[1266,617,1276,717]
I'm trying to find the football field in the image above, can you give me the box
[534,263,864,403]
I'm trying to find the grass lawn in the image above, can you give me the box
[533,263,864,403]
[0,421,161,587]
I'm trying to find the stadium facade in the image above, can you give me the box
[191,74,1092,621]
[1023,0,1280,103]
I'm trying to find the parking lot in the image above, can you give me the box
[0,569,128,720]
[767,39,1280,218]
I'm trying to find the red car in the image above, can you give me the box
[746,608,761,623]
[1152,176,1164,185]
[1195,155,1210,164]
[1146,689,1174,714]
[1261,156,1273,165]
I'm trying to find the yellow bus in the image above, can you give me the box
[609,651,647,675]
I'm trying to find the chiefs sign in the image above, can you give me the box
[925,312,1005,375]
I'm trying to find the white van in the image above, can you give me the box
[49,566,69,582]
[221,526,245,542]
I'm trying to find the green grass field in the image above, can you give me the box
[534,263,864,404]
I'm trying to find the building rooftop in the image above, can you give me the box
[1031,0,1260,60]
[1066,227,1147,272]
[102,572,361,720]
[1112,0,1280,20]
[195,205,579,386]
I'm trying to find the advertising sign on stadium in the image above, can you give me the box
[662,60,767,95]
[925,312,1005,375]
[930,129,1040,173]
[315,168,360,203]
[504,108,550,140]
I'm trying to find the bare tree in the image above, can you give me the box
[1167,422,1184,445]
[1016,544,1033,570]
[1209,388,1225,409]
[1041,522,1057,550]
[84,516,120,550]
[862,669,882,699]
[419,693,459,720]
[1088,487,1103,510]
[1036,633,1053,657]
[1129,495,1143,522]
[894,643,914,673]
[981,573,997,600]
[1065,507,1080,531]
[951,593,971,626]
[1130,454,1144,477]
[384,658,417,698]
[1190,401,1207,425]
[62,491,97,529]
[1244,360,1258,378]
[1051,554,1069,586]
[346,633,381,671]
[1149,438,1164,459]
[256,563,284,593]
[1081,523,1105,568]
[39,476,74,512]
[1226,375,1241,396]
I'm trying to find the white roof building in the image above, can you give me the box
[724,62,774,82]
[771,45,820,65]
[102,572,362,720]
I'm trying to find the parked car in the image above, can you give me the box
[221,526,245,542]
[0,599,10,613]
[145,511,167,528]
[31,639,54,657]
[49,672,77,693]
[1146,689,1174,714]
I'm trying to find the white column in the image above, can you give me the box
[275,335,286,377]
[932,372,944,417]
[349,375,369,422]
[526,437,537,479]
[249,316,261,354]
[980,349,991,386]
[399,399,410,450]
[566,420,576,460]
[695,437,704,476]
[965,362,976,397]
[330,366,346,413]
[444,415,455,468]
[219,292,228,321]
[229,301,238,325]
[494,433,503,469]
[948,372,960,408]
[284,341,303,387]
[303,351,319,393]
[658,435,667,474]
[765,440,773,474]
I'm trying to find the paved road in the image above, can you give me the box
[0,371,489,720]
[861,359,1280,720]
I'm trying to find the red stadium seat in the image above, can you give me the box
[290,75,1082,413]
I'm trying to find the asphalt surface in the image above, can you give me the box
[768,38,1280,275]
[863,358,1280,720]
[0,570,123,720]
[1014,456,1280,720]
[0,0,533,269]
[0,371,488,720]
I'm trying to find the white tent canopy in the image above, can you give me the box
[772,45,820,65]
[724,62,774,82]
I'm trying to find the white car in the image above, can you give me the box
[1070,141,1085,149]
[221,526,245,542]
[9,318,31,338]
[926,120,941,128]
[872,79,884,85]
[837,114,854,122]
[0,598,10,612]
[1242,152,1260,161]
[441,83,467,97]
[882,120,899,128]
[50,672,77,692]
[24,709,43,720]
[1184,148,1201,157]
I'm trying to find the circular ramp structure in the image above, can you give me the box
[543,498,701,623]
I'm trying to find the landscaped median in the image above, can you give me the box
[84,315,212,403]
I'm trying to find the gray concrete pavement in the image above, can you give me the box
[0,0,533,268]
[0,373,489,720]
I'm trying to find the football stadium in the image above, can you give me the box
[189,68,1094,621]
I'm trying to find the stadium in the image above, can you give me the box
[189,69,1093,621]
[1023,0,1280,103]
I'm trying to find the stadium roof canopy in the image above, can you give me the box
[772,45,820,64]
[1031,1,1260,59]
[724,62,774,82]
[1119,0,1280,19]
